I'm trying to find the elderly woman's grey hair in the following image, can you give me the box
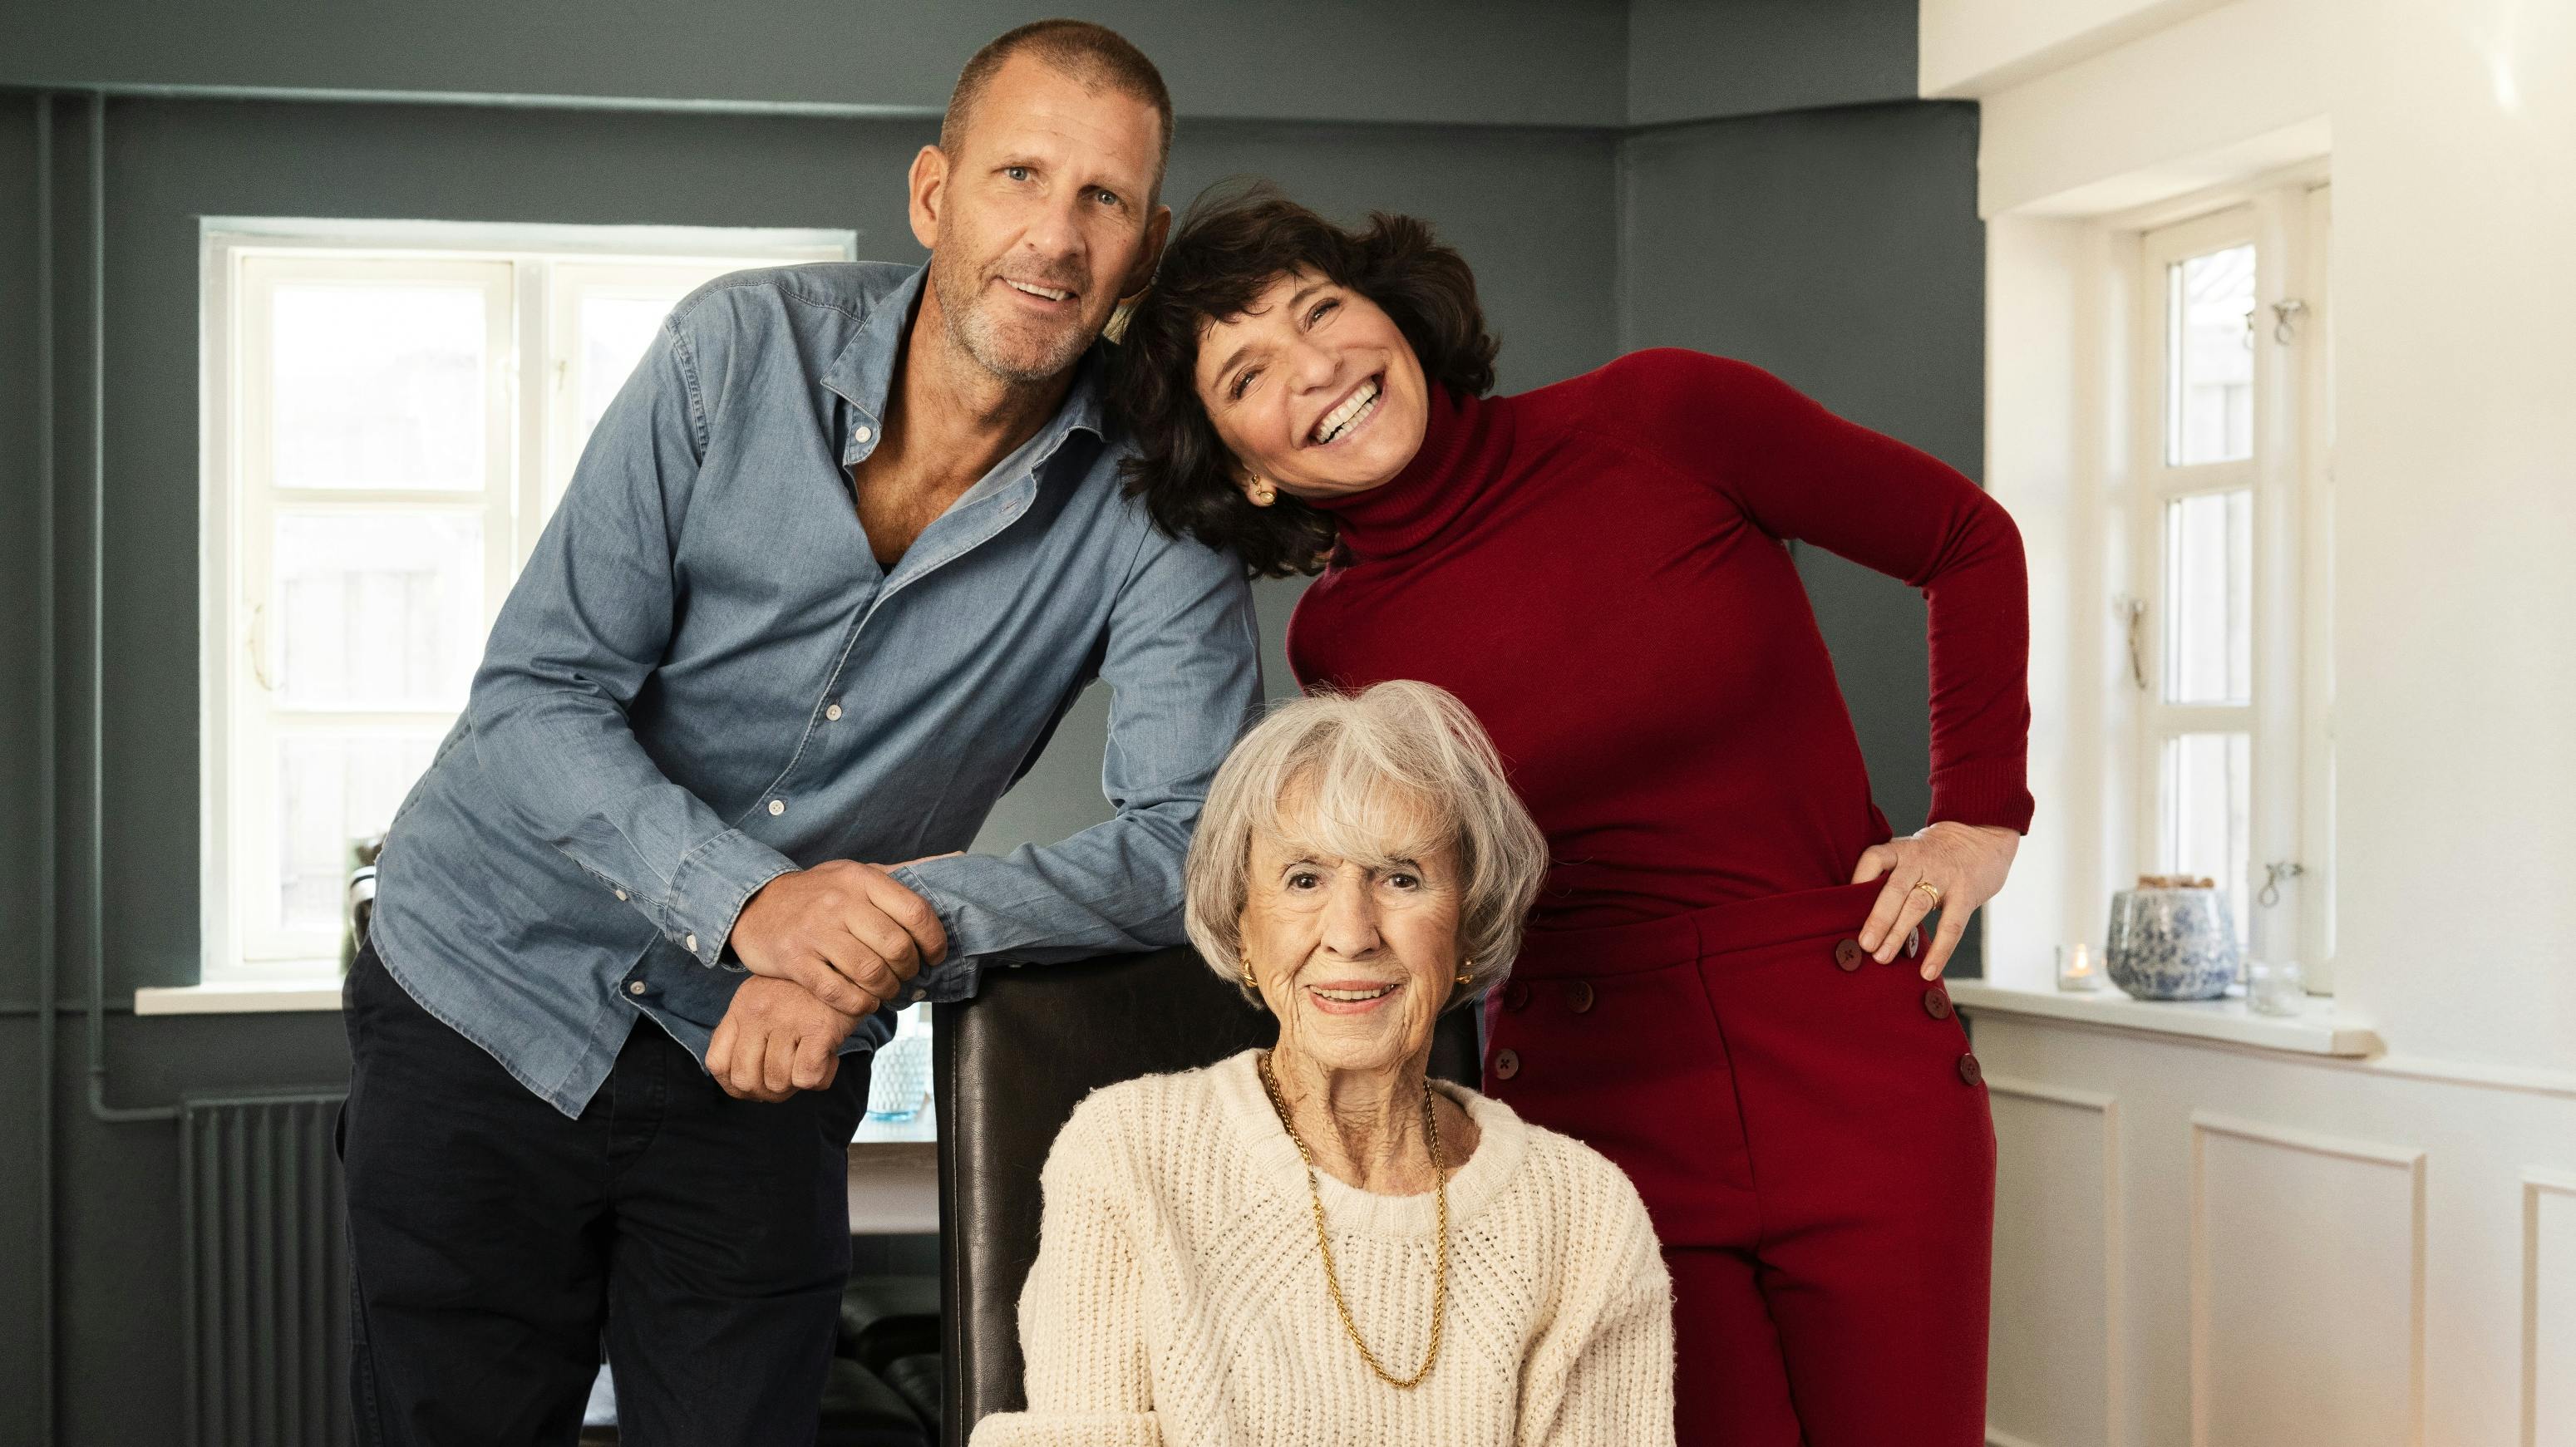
[1184,681,1549,1009]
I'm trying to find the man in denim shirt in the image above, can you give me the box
[342,23,1257,1444]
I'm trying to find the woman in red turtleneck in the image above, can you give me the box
[1113,185,2029,1447]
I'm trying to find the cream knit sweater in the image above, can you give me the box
[970,1050,1674,1447]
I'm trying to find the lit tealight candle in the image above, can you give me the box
[2056,943,2101,992]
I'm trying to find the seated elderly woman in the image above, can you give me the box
[971,680,1673,1447]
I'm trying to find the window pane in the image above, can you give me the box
[274,732,440,934]
[2160,731,2252,945]
[273,511,485,711]
[2166,243,2257,465]
[577,292,677,447]
[272,283,487,490]
[2163,490,2253,705]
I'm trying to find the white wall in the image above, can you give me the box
[1919,0,2235,96]
[2325,0,2576,1075]
[1947,0,2576,1440]
[1970,0,2330,219]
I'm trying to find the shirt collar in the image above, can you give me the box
[821,263,1110,470]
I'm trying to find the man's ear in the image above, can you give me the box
[907,145,949,253]
[1122,202,1175,298]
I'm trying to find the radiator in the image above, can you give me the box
[179,1092,353,1447]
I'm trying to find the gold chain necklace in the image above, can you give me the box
[1255,1050,1449,1389]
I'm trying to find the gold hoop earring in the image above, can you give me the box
[1240,965,1259,992]
[1454,959,1475,990]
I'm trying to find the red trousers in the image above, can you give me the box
[1485,881,1995,1445]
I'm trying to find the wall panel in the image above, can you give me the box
[1987,1078,2121,1447]
[2189,1114,2423,1447]
[2530,1172,2576,1447]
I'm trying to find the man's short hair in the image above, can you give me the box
[941,20,1175,194]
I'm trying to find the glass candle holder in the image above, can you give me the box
[2056,943,2103,992]
[2245,957,2307,1016]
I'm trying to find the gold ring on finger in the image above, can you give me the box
[1911,880,1944,906]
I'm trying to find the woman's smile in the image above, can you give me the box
[1307,374,1385,447]
[1303,976,1406,1014]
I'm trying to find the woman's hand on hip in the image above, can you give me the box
[1849,822,2021,980]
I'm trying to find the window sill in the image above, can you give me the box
[1948,979,2381,1057]
[135,980,344,1016]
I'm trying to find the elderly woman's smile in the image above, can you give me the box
[1308,980,1400,1010]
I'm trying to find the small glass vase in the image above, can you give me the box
[865,1031,933,1123]
[2244,957,2307,1016]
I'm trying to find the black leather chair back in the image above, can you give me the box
[934,947,1480,1445]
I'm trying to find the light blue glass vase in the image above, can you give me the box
[865,1031,933,1123]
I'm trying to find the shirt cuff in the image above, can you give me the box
[887,862,987,1006]
[665,827,798,968]
[1928,758,2037,835]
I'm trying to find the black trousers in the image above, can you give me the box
[339,939,869,1446]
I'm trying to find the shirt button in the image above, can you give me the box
[1923,987,1953,1020]
[613,888,628,901]
[628,981,648,996]
[1492,1048,1521,1081]
[1958,1052,1984,1086]
[1565,979,1596,1014]
[768,799,786,816]
[825,702,843,721]
[908,987,926,1004]
[1834,938,1867,971]
[684,933,698,952]
[854,425,874,443]
[1502,981,1531,1012]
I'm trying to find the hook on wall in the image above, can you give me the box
[2271,298,2309,345]
[2114,594,2150,692]
[2258,860,2306,908]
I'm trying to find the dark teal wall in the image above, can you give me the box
[1626,0,1920,124]
[0,0,1630,126]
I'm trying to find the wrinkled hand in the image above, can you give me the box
[706,977,860,1102]
[1849,822,2021,980]
[729,860,947,1017]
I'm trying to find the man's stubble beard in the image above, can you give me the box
[929,247,1095,386]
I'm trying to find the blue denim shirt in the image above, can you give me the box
[369,262,1262,1117]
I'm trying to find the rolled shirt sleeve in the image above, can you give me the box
[891,523,1261,1003]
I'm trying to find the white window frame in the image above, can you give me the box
[2109,176,2333,987]
[200,219,854,985]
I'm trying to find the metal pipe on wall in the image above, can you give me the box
[33,86,61,1447]
[80,89,172,1129]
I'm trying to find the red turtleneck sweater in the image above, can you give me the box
[1288,349,2032,931]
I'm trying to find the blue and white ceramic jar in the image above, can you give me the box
[2105,880,2240,1000]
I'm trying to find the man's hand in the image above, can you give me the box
[729,860,948,1016]
[706,977,861,1102]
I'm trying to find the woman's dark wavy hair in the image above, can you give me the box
[1111,181,1498,578]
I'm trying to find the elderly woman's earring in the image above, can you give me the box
[1247,478,1278,508]
[1240,964,1260,992]
[1454,959,1475,989]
